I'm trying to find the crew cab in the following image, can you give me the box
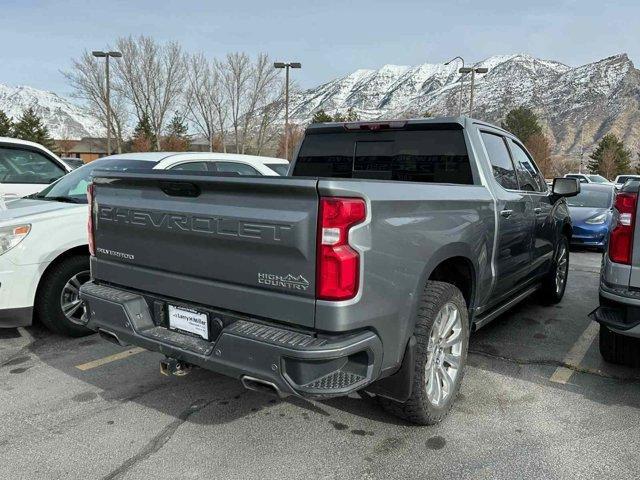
[79,117,579,425]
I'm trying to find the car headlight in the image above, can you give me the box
[585,213,607,225]
[0,224,31,255]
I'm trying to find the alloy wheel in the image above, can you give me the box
[555,243,568,294]
[60,270,91,323]
[425,302,463,406]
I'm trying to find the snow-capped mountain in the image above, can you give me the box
[0,84,103,139]
[290,53,640,155]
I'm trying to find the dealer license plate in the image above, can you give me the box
[168,304,209,340]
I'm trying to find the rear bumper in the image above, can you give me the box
[79,282,383,398]
[593,284,640,338]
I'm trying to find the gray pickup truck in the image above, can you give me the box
[593,179,640,367]
[79,117,579,425]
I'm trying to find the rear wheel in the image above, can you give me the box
[599,324,640,367]
[35,255,93,337]
[540,235,569,304]
[379,281,469,425]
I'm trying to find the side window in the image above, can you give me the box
[0,147,65,184]
[215,162,260,176]
[480,132,518,190]
[169,161,209,171]
[508,140,546,192]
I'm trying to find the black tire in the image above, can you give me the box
[539,234,569,304]
[599,324,640,367]
[35,255,93,337]
[379,280,470,425]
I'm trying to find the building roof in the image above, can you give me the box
[68,137,109,154]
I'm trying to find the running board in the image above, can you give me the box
[472,285,540,331]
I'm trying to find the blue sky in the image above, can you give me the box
[1,0,638,95]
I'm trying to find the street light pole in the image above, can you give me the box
[468,66,488,117]
[93,50,122,156]
[274,61,301,161]
[444,56,465,116]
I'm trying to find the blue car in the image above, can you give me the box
[567,183,615,250]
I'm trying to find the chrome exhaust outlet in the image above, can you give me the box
[241,375,286,398]
[98,329,128,347]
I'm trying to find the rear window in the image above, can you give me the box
[265,163,289,175]
[293,128,473,184]
[566,187,613,208]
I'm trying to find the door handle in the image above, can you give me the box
[534,207,542,214]
[500,209,513,218]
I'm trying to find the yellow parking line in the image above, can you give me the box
[550,321,600,384]
[75,347,146,371]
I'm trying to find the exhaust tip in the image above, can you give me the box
[98,329,127,346]
[241,376,286,398]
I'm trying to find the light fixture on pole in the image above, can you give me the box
[444,56,465,116]
[274,61,301,161]
[459,66,488,117]
[93,50,122,156]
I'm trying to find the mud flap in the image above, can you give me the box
[364,336,416,402]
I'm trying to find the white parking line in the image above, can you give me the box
[75,347,146,371]
[550,321,600,384]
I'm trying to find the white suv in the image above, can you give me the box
[0,137,72,200]
[0,152,289,335]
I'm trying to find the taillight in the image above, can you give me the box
[317,197,366,300]
[87,183,95,256]
[609,191,637,264]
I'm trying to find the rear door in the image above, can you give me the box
[91,172,319,327]
[507,139,555,277]
[480,131,535,302]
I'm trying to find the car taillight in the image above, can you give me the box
[609,191,637,264]
[317,197,366,300]
[87,183,95,256]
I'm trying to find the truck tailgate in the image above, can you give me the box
[91,171,318,327]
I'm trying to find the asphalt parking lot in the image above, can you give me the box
[1,251,639,480]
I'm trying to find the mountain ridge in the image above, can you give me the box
[289,52,640,156]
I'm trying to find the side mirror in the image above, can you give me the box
[552,177,580,198]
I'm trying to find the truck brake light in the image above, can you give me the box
[609,191,637,265]
[87,182,95,256]
[317,197,366,300]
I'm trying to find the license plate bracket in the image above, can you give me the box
[167,304,209,341]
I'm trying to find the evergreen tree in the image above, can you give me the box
[332,112,346,122]
[345,107,359,121]
[131,114,156,152]
[12,107,56,149]
[422,110,433,118]
[161,113,191,151]
[0,110,13,137]
[311,110,334,123]
[501,107,542,144]
[587,134,631,179]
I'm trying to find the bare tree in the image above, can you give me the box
[217,52,251,153]
[526,132,553,177]
[113,36,186,150]
[240,53,282,153]
[63,51,128,153]
[185,54,228,152]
